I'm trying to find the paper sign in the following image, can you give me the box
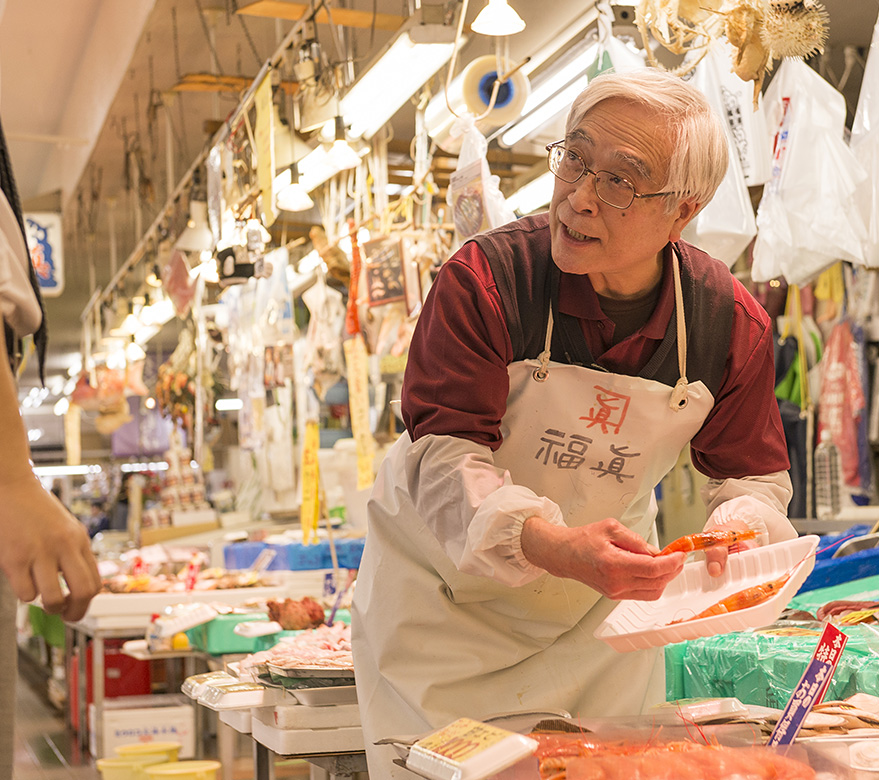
[343,334,375,490]
[254,72,276,228]
[767,622,848,746]
[300,420,320,545]
[24,211,64,296]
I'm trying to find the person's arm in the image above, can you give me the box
[0,335,101,620]
[691,280,796,575]
[402,245,684,597]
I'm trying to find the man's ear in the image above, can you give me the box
[668,199,701,243]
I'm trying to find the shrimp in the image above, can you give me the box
[657,527,757,556]
[668,573,791,625]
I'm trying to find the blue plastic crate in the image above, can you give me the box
[224,541,272,570]
[797,545,879,593]
[285,541,333,570]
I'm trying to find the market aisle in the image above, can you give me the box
[13,655,98,780]
[13,653,312,779]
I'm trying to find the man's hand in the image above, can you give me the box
[521,516,685,600]
[703,518,759,579]
[0,476,101,621]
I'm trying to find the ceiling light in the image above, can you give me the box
[176,200,214,253]
[499,41,599,147]
[275,163,315,212]
[471,0,526,36]
[339,11,457,140]
[53,397,70,417]
[505,170,554,214]
[125,336,146,362]
[215,398,243,412]
[32,465,101,477]
[298,143,369,193]
[146,262,162,287]
[327,116,362,171]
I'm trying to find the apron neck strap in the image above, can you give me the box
[533,246,689,406]
[668,244,689,410]
[533,308,554,382]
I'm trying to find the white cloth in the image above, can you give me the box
[0,189,41,338]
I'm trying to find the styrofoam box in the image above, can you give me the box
[250,718,364,756]
[254,702,361,730]
[594,535,819,653]
[219,709,252,734]
[89,695,195,759]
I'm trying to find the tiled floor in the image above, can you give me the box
[12,652,313,780]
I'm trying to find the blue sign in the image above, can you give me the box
[24,211,64,296]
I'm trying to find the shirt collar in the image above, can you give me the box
[557,244,675,339]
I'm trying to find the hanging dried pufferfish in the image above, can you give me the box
[725,0,772,105]
[763,0,829,59]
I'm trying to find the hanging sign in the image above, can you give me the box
[254,71,277,228]
[300,419,321,545]
[767,622,848,746]
[24,211,64,296]
[343,334,375,490]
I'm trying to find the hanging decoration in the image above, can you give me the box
[635,0,830,103]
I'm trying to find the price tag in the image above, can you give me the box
[767,622,848,746]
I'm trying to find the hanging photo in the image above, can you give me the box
[264,343,294,389]
[363,236,406,307]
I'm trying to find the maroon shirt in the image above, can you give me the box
[402,239,790,482]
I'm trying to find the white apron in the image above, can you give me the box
[352,254,716,777]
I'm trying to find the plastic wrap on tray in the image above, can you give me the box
[666,623,879,710]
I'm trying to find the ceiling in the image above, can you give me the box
[1,0,878,454]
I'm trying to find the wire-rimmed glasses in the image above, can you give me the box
[546,141,674,210]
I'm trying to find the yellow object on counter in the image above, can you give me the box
[144,761,222,780]
[115,742,181,764]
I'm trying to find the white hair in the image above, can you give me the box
[565,68,728,210]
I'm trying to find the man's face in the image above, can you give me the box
[549,98,698,295]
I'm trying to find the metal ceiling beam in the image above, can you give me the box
[236,0,405,31]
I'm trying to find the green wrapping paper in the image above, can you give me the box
[666,574,879,707]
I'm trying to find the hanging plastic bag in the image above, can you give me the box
[851,15,879,268]
[752,59,868,285]
[682,41,757,267]
[447,115,515,243]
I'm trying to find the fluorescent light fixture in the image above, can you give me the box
[500,76,589,147]
[215,398,244,411]
[33,464,102,477]
[339,14,457,139]
[506,170,554,214]
[470,0,525,36]
[297,143,369,193]
[498,41,599,148]
[120,461,170,473]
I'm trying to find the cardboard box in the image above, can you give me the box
[89,695,195,759]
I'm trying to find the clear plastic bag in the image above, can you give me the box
[447,115,515,244]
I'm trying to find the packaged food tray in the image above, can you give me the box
[594,535,819,652]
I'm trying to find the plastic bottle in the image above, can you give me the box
[814,430,842,520]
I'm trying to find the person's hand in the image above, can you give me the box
[702,518,759,579]
[0,475,101,621]
[521,516,685,601]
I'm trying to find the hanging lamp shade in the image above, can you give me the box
[176,201,213,252]
[327,116,361,171]
[470,0,525,36]
[276,163,315,212]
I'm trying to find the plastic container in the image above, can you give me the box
[144,762,222,780]
[815,431,843,520]
[97,756,167,780]
[116,742,182,764]
[185,612,269,654]
[594,535,820,652]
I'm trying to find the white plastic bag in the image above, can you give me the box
[447,115,515,242]
[751,59,868,285]
[851,15,879,268]
[682,41,757,267]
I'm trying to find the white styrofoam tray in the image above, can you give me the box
[594,535,819,652]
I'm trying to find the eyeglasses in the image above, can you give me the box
[546,141,674,210]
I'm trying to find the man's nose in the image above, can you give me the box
[568,170,600,212]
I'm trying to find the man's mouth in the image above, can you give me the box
[565,226,593,242]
